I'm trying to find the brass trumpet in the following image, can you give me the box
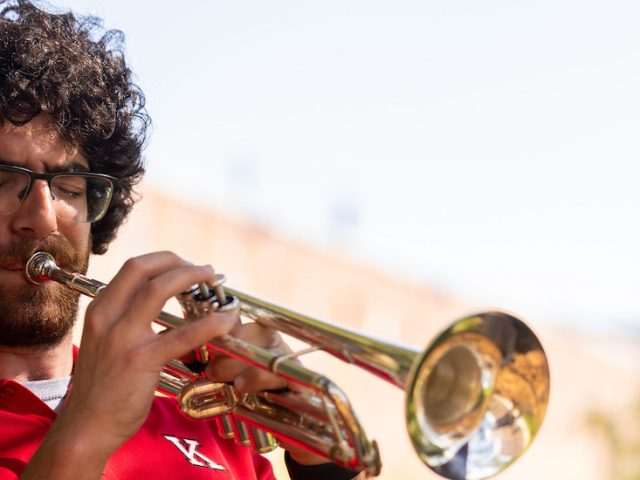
[25,251,550,480]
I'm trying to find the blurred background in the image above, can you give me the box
[54,0,640,478]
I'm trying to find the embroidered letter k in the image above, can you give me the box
[162,435,226,471]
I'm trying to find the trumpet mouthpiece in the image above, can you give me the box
[25,251,57,284]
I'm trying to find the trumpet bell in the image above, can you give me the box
[407,312,550,480]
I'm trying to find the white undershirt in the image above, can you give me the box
[22,376,72,413]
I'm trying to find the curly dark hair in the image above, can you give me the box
[0,0,149,254]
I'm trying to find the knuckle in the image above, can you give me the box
[122,256,147,275]
[84,301,105,330]
[257,369,280,384]
[160,250,181,264]
[172,324,199,348]
[162,251,192,267]
[216,309,240,327]
[84,299,98,318]
[266,329,282,349]
[229,321,257,338]
[206,358,240,382]
[234,323,281,349]
[239,368,284,392]
[200,312,236,336]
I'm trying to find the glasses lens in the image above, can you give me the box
[51,174,114,223]
[0,168,30,215]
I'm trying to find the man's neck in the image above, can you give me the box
[0,334,74,381]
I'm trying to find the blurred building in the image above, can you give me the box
[83,187,640,480]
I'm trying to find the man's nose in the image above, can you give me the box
[10,179,58,238]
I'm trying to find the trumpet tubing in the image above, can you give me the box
[25,251,550,480]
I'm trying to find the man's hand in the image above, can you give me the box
[203,320,330,466]
[22,252,239,479]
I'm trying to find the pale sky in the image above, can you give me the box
[54,0,640,332]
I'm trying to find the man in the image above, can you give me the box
[0,1,360,479]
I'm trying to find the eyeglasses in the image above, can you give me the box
[0,165,118,223]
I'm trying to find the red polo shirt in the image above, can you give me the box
[0,379,275,479]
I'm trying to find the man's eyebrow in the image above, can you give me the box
[47,162,90,173]
[0,158,21,168]
[0,159,89,173]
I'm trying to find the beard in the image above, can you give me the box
[0,237,89,348]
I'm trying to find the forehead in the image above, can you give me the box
[0,116,89,171]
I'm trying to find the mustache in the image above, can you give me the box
[0,237,88,273]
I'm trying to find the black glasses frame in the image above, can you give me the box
[0,164,119,223]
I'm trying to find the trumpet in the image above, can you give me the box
[25,251,550,480]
